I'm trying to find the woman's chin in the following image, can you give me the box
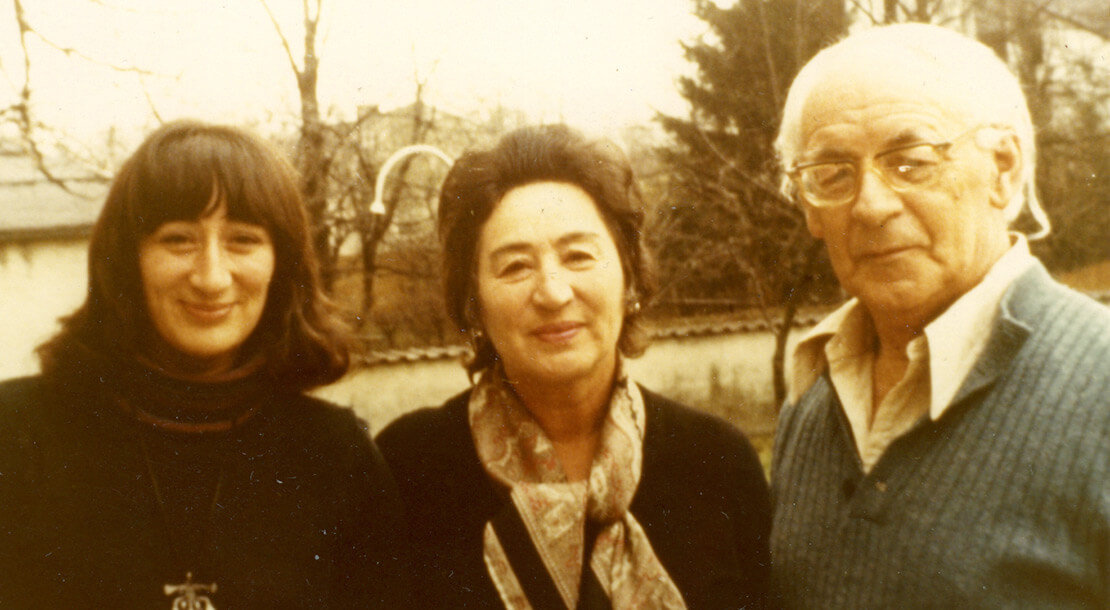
[143,336,242,378]
[506,351,611,388]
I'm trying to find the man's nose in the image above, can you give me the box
[851,164,905,224]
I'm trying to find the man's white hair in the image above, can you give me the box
[774,23,1049,238]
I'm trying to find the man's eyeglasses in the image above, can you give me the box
[787,128,985,209]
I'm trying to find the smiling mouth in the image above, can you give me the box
[183,302,234,322]
[532,322,583,343]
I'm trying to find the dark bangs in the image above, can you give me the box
[122,127,288,237]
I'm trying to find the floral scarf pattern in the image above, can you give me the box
[469,365,686,609]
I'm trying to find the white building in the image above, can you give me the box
[0,150,105,379]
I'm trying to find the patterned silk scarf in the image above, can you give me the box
[469,365,686,609]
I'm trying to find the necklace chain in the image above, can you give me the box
[136,430,229,609]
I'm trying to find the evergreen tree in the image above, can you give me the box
[655,0,848,404]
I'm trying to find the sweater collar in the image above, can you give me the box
[71,351,271,434]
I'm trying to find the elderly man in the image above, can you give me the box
[770,23,1110,608]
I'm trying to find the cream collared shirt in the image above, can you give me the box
[789,235,1037,472]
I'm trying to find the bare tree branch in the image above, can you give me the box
[692,122,795,209]
[259,0,301,76]
[11,0,82,196]
[754,1,782,110]
[848,0,881,25]
[27,29,160,76]
[1040,4,1110,40]
[140,79,165,124]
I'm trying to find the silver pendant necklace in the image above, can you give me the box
[139,433,226,610]
[164,571,218,610]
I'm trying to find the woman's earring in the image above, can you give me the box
[625,288,642,316]
[469,327,485,350]
[463,296,485,349]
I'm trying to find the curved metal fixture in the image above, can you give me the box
[369,144,454,215]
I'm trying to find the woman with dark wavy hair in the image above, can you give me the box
[377,124,771,608]
[0,120,409,608]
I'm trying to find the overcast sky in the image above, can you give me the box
[2,0,706,150]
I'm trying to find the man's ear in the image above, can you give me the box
[987,130,1022,210]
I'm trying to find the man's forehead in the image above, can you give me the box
[802,113,952,157]
[798,53,970,154]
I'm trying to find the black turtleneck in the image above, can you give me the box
[0,366,412,608]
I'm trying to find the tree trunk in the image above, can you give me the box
[358,97,432,320]
[772,241,823,409]
[295,9,333,288]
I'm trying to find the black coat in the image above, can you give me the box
[376,386,772,609]
[0,374,411,608]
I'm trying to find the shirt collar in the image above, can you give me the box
[924,233,1035,419]
[789,298,864,404]
[788,233,1036,408]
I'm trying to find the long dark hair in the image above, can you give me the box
[438,124,657,377]
[38,119,351,391]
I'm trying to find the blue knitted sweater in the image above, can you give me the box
[771,263,1110,608]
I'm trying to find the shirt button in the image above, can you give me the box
[875,481,888,493]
